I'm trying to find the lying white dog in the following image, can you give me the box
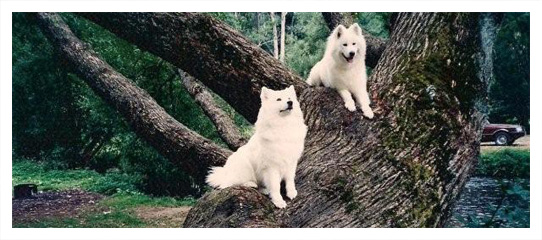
[307,23,374,119]
[206,86,307,208]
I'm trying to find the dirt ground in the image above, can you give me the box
[12,190,104,224]
[134,206,192,228]
[12,190,192,227]
[480,135,530,152]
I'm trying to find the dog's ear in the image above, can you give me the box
[261,87,270,101]
[288,85,296,94]
[335,25,346,39]
[350,23,362,36]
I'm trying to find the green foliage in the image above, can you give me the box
[489,13,530,131]
[12,13,82,164]
[355,12,391,39]
[285,13,329,78]
[476,149,530,178]
[210,13,276,54]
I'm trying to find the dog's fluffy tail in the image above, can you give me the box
[206,166,229,189]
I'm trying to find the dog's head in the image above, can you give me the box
[330,23,366,64]
[260,85,300,116]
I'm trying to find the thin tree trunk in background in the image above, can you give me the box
[178,69,246,151]
[321,12,388,68]
[270,12,279,59]
[36,13,231,186]
[279,12,287,63]
[78,12,492,227]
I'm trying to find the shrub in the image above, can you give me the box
[476,149,529,178]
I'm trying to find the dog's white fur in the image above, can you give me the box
[206,86,307,208]
[307,23,374,119]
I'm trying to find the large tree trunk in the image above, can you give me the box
[36,13,231,185]
[79,12,490,227]
[321,12,388,68]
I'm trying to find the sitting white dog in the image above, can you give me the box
[307,23,374,119]
[206,86,307,208]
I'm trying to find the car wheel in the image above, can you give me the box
[494,132,510,146]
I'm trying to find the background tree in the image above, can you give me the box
[270,12,279,59]
[488,13,530,131]
[280,12,287,62]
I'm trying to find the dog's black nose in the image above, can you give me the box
[349,51,355,57]
[287,101,293,107]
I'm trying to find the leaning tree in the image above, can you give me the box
[36,12,499,227]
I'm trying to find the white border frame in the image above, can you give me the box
[1,1,540,239]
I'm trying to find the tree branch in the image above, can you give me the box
[36,12,231,184]
[321,12,387,68]
[78,12,306,123]
[178,69,247,151]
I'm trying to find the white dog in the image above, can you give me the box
[307,23,374,119]
[206,86,307,208]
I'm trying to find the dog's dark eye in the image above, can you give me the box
[276,98,282,101]
[343,43,347,46]
[353,42,356,45]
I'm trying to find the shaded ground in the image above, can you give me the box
[446,177,530,228]
[134,206,191,228]
[481,135,529,152]
[12,190,104,224]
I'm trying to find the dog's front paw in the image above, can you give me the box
[362,107,374,119]
[344,101,357,112]
[259,187,270,195]
[286,189,298,200]
[272,199,287,209]
[242,181,258,188]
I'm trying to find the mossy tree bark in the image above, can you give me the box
[73,12,490,227]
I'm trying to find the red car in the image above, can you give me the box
[482,123,526,146]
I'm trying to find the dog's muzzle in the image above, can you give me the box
[343,52,355,63]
